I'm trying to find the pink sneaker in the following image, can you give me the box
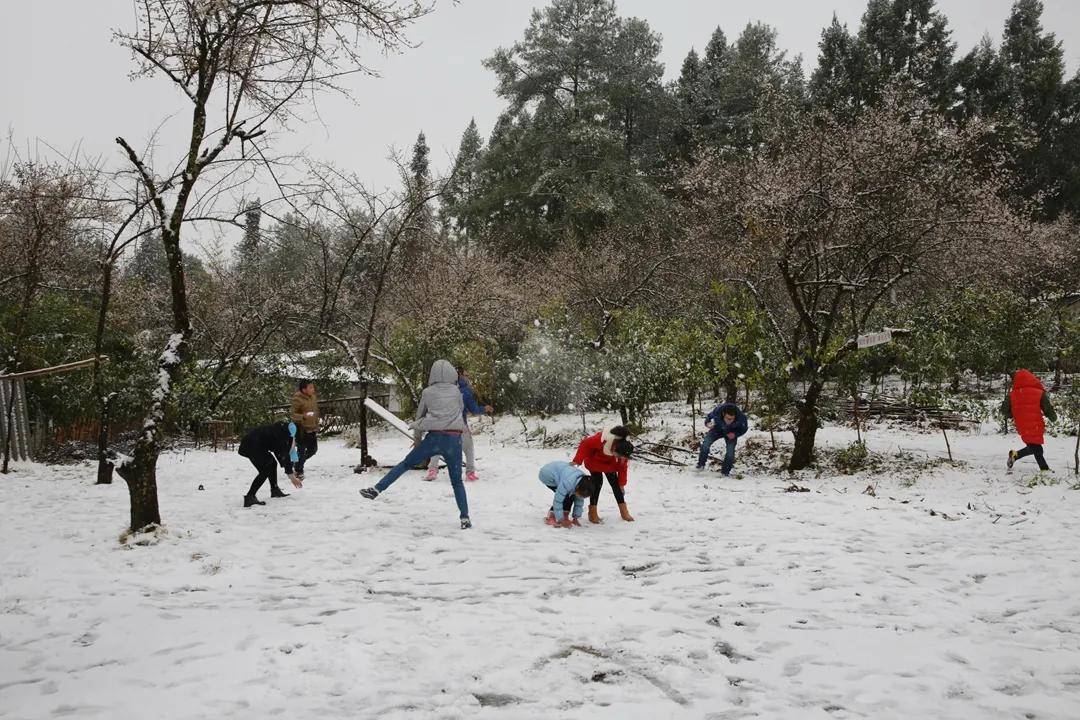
[544,512,556,526]
[466,471,479,482]
[424,469,438,481]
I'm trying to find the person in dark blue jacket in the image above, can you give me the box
[425,368,493,482]
[696,402,749,475]
[238,420,300,507]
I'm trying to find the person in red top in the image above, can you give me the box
[573,425,635,523]
[1002,369,1057,472]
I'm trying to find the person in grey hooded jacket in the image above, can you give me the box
[360,359,472,528]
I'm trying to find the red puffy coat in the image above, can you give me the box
[573,430,629,487]
[1010,369,1047,446]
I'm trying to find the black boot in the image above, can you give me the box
[270,487,289,498]
[244,494,265,507]
[460,518,472,530]
[360,487,379,499]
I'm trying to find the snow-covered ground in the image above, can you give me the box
[2,413,1080,719]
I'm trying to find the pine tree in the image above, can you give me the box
[811,0,955,118]
[671,49,703,161]
[410,131,431,196]
[951,35,1010,123]
[1056,71,1080,217]
[695,23,804,151]
[238,200,261,268]
[694,27,731,145]
[810,15,857,117]
[442,119,485,242]
[855,0,956,113]
[1000,0,1066,213]
[475,0,670,250]
[403,131,434,259]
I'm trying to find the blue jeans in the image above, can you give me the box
[697,430,737,474]
[375,432,469,518]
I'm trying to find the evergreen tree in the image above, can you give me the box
[475,0,671,250]
[1056,71,1080,217]
[671,48,703,162]
[951,1,1074,217]
[810,0,955,116]
[403,131,435,258]
[1000,0,1067,214]
[694,23,804,151]
[238,200,261,269]
[951,35,1010,123]
[441,119,485,242]
[810,16,857,117]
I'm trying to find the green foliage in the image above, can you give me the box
[589,308,675,421]
[661,318,726,401]
[474,0,675,250]
[835,440,870,474]
[897,288,1054,385]
[499,312,588,414]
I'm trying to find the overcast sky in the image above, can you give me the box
[3,0,1078,200]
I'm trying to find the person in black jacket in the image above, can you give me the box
[238,420,300,507]
[696,402,749,475]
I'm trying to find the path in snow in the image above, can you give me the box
[1,422,1079,719]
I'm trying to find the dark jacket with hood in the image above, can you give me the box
[239,421,296,473]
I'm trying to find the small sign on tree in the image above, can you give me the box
[857,329,893,349]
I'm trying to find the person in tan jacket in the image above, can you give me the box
[290,380,319,481]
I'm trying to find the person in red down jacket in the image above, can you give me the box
[572,425,635,524]
[1001,369,1057,472]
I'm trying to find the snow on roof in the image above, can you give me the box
[196,350,395,385]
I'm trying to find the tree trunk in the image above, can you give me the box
[116,327,186,532]
[619,405,629,426]
[93,260,114,484]
[95,396,115,485]
[788,381,824,471]
[117,446,162,532]
[2,283,37,473]
[2,382,17,474]
[723,374,738,404]
[357,380,375,467]
[1053,312,1065,390]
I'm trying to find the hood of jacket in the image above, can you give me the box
[429,359,458,386]
[601,428,619,456]
[414,360,466,433]
[1012,369,1043,392]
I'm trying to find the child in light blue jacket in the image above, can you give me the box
[539,460,596,528]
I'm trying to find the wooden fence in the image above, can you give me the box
[266,394,393,435]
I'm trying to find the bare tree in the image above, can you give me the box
[90,186,158,485]
[296,160,448,465]
[683,94,1021,470]
[110,0,434,532]
[0,161,102,473]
